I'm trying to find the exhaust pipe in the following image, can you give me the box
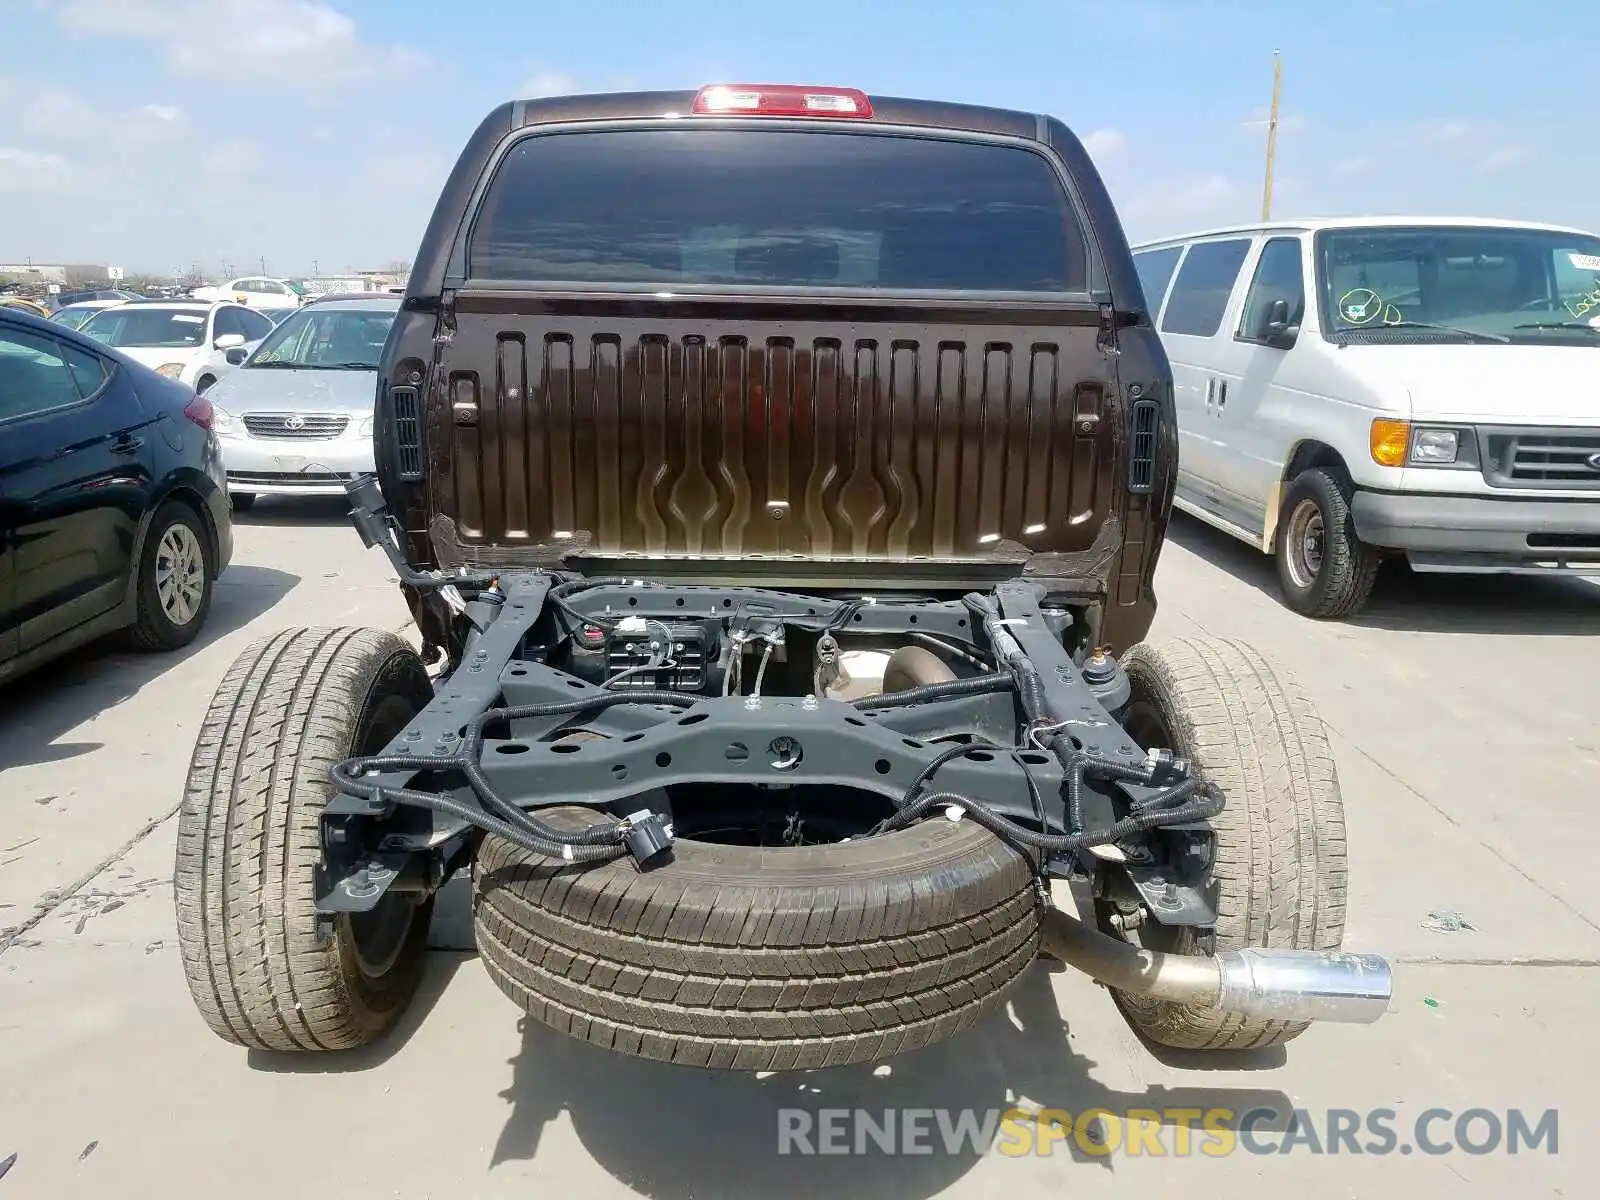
[1038,907,1392,1025]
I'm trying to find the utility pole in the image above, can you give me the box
[259,255,267,275]
[1261,49,1283,221]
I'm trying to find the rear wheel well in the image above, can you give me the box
[161,485,220,576]
[1266,441,1352,547]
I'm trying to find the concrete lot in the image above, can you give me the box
[1,500,1597,1198]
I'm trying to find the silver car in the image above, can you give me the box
[205,294,400,510]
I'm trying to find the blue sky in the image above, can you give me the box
[0,0,1590,277]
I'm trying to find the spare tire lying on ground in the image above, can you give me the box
[473,807,1041,1071]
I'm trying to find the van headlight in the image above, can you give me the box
[1410,425,1478,467]
[356,414,375,437]
[1411,428,1459,463]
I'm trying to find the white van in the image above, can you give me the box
[1132,216,1600,617]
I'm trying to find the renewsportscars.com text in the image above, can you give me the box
[776,1106,1559,1158]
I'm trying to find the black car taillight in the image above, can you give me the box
[184,395,215,429]
[1128,397,1159,494]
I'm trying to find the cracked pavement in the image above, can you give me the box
[0,499,1596,1198]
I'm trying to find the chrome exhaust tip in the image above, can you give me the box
[1037,908,1392,1026]
[1215,948,1392,1025]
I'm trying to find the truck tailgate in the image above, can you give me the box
[425,294,1122,585]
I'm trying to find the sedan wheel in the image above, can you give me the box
[128,501,215,652]
[156,522,207,627]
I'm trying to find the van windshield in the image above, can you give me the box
[1316,226,1600,345]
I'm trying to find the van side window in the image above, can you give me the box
[1237,237,1305,342]
[1132,246,1183,317]
[1159,238,1251,337]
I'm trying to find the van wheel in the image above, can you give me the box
[1274,469,1379,619]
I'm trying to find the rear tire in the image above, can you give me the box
[127,500,214,652]
[174,627,436,1051]
[1108,635,1348,1052]
[474,810,1040,1070]
[1274,468,1379,619]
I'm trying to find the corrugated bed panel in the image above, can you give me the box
[443,329,1106,559]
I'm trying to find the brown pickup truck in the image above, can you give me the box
[174,84,1390,1072]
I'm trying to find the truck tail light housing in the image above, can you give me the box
[691,84,873,119]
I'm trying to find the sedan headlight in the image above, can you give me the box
[357,414,375,437]
[211,404,241,436]
[155,362,185,379]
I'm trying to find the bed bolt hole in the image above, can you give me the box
[509,667,527,676]
[655,751,672,768]
[567,679,586,689]
[844,716,866,727]
[627,596,638,607]
[873,758,891,775]
[722,598,733,608]
[1019,752,1050,765]
[551,743,582,754]
[902,738,923,749]
[495,743,530,755]
[678,713,709,726]
[725,741,749,763]
[768,737,802,771]
[675,597,686,607]
[966,750,995,762]
[623,733,645,744]
[612,764,628,780]
[908,615,918,624]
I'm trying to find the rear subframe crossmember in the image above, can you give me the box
[314,481,1220,938]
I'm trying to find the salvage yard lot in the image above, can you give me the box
[2,501,1597,1199]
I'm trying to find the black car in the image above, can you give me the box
[0,307,234,685]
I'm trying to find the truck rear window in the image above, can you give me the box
[467,128,1087,292]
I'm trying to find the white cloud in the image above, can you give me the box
[518,66,579,99]
[0,147,74,191]
[1393,119,1475,149]
[22,89,189,145]
[203,139,264,180]
[1475,145,1532,174]
[1118,173,1244,236]
[1080,129,1127,159]
[54,0,425,89]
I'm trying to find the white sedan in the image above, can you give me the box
[190,276,304,313]
[79,300,276,393]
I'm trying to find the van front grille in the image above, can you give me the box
[1482,427,1600,490]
